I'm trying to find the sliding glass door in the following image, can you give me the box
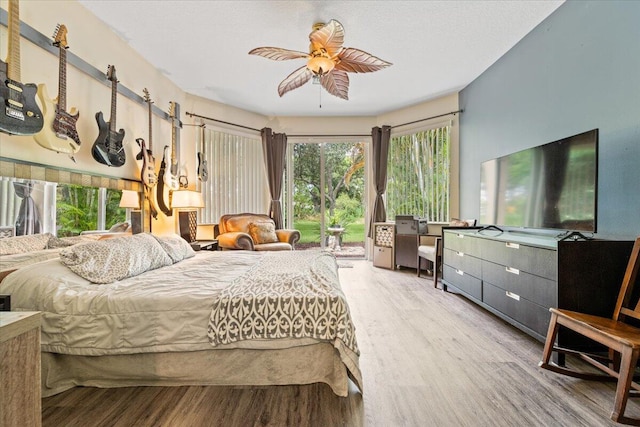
[286,140,367,258]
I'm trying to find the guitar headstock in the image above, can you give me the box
[143,88,153,104]
[53,24,69,49]
[106,65,118,83]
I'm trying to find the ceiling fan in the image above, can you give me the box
[249,20,392,100]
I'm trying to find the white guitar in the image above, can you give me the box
[34,24,81,160]
[164,101,180,191]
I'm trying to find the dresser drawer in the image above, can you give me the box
[443,248,482,277]
[482,260,557,308]
[443,265,482,300]
[483,282,551,337]
[481,239,556,280]
[443,231,481,257]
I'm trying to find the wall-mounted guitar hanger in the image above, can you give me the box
[0,8,171,122]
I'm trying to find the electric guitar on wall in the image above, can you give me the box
[156,101,180,216]
[136,88,159,219]
[197,123,209,182]
[0,0,44,135]
[137,89,157,188]
[92,65,126,167]
[34,24,81,161]
[167,101,182,190]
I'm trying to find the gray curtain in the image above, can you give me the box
[261,127,287,229]
[13,181,41,236]
[368,125,391,237]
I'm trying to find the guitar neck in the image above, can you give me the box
[109,80,117,133]
[57,45,67,111]
[148,101,153,151]
[6,0,22,82]
[171,103,180,167]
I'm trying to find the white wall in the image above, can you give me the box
[1,0,460,236]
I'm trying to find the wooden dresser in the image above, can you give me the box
[0,311,42,427]
[442,229,634,352]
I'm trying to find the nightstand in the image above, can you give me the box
[191,240,218,251]
[0,311,41,427]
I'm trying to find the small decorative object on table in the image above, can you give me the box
[190,240,218,251]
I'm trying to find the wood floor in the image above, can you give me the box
[42,260,640,426]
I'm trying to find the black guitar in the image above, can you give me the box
[156,144,171,216]
[92,65,126,167]
[197,123,209,182]
[0,0,43,135]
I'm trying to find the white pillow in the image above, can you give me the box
[152,234,196,263]
[0,233,52,255]
[60,233,172,284]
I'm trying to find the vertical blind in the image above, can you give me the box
[199,128,270,224]
[386,124,451,222]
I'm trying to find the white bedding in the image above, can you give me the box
[0,248,64,273]
[0,250,264,355]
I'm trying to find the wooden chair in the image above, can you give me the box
[539,236,640,425]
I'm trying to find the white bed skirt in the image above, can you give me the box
[41,343,355,398]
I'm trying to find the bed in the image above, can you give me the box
[0,233,100,282]
[0,233,362,397]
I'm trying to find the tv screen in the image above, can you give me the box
[480,129,598,233]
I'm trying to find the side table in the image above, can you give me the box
[0,311,42,427]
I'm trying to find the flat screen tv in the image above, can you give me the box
[480,129,598,233]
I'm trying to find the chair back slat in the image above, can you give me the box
[613,237,640,323]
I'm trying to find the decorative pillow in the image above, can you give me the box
[60,233,172,284]
[46,235,75,249]
[152,234,196,264]
[248,221,278,244]
[108,222,130,233]
[0,233,52,255]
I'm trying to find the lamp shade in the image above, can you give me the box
[119,190,140,209]
[171,190,204,209]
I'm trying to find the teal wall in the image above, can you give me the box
[459,0,640,238]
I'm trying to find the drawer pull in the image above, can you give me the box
[505,291,520,301]
[456,251,464,257]
[505,266,520,275]
[505,242,520,249]
[456,269,464,276]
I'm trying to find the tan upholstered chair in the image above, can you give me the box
[216,213,300,251]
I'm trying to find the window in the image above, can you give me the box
[386,124,450,222]
[0,177,126,236]
[199,128,270,224]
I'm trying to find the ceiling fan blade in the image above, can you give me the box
[335,48,392,73]
[321,70,349,100]
[249,47,309,61]
[278,66,313,97]
[310,20,344,57]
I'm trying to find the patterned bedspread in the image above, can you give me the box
[207,250,361,389]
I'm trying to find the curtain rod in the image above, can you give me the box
[186,111,369,138]
[391,109,463,129]
[288,134,370,138]
[185,112,261,133]
[187,108,463,137]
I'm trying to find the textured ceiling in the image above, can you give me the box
[78,0,564,117]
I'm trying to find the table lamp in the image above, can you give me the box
[171,190,205,242]
[119,190,141,234]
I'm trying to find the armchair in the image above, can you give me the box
[216,213,300,251]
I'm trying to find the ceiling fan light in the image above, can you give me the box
[307,56,335,76]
